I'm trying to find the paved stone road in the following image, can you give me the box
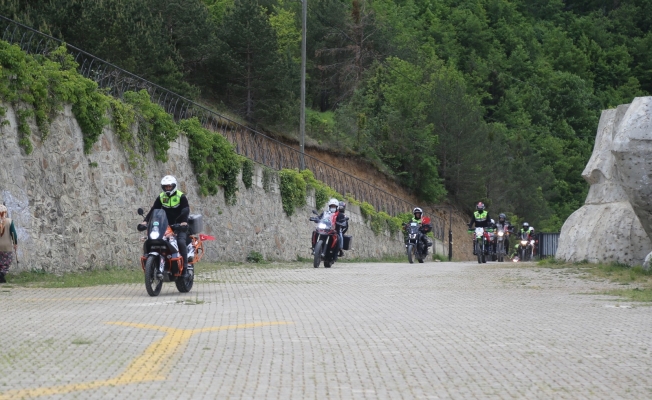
[1,261,651,399]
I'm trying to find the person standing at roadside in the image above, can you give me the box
[0,205,18,283]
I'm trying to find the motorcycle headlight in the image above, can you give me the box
[521,240,527,245]
[318,223,327,230]
[498,232,504,236]
[409,234,417,239]
[149,226,160,240]
[530,240,535,245]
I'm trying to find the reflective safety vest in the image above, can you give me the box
[159,190,184,208]
[473,211,488,221]
[411,217,422,224]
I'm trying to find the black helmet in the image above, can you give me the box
[338,201,346,213]
[476,202,485,212]
[498,213,506,222]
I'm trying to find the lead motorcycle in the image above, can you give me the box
[310,210,348,268]
[137,208,195,296]
[404,221,429,263]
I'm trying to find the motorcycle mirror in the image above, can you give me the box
[137,208,144,216]
[312,210,318,215]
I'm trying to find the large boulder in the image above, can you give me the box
[557,102,652,265]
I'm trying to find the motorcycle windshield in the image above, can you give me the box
[316,213,334,231]
[148,209,170,241]
[408,222,420,234]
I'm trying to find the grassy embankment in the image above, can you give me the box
[537,258,652,302]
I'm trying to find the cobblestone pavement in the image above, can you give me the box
[1,261,651,399]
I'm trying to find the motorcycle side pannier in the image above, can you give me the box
[188,214,204,235]
[342,235,352,251]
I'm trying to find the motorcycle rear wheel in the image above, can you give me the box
[313,241,323,268]
[144,255,163,297]
[407,244,415,264]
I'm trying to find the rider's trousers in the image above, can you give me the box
[177,231,188,267]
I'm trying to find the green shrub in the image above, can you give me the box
[0,42,110,154]
[123,90,177,162]
[278,169,307,216]
[262,166,276,193]
[180,117,240,204]
[242,158,254,189]
[246,251,264,263]
[299,169,340,209]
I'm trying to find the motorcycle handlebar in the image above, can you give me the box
[172,224,188,233]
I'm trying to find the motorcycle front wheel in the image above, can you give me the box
[313,241,323,268]
[497,242,504,262]
[144,255,163,297]
[475,241,482,264]
[175,266,194,293]
[407,244,415,264]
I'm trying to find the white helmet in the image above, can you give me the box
[327,198,339,212]
[161,175,178,196]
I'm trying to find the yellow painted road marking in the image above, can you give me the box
[0,320,290,399]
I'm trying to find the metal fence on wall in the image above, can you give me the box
[0,15,445,239]
[536,233,559,259]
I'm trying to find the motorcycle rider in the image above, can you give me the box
[338,201,348,257]
[140,175,192,276]
[496,213,513,255]
[405,207,432,255]
[514,222,535,258]
[468,202,491,255]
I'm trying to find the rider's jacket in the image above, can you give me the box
[410,217,432,232]
[145,190,190,225]
[519,228,534,239]
[160,190,184,208]
[469,210,491,228]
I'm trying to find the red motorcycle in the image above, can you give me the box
[310,210,348,268]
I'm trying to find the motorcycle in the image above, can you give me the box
[494,224,507,262]
[516,231,535,262]
[404,221,428,264]
[468,227,493,264]
[137,208,198,296]
[310,210,348,268]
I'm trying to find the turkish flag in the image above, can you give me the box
[199,234,216,241]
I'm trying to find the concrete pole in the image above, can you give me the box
[448,204,453,261]
[299,0,307,170]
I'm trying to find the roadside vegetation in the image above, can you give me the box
[537,258,652,302]
[3,0,650,228]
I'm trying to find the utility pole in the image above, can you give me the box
[299,0,307,170]
[448,204,453,261]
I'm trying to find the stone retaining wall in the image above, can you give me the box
[0,104,444,272]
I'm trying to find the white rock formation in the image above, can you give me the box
[557,101,652,265]
[612,97,652,268]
